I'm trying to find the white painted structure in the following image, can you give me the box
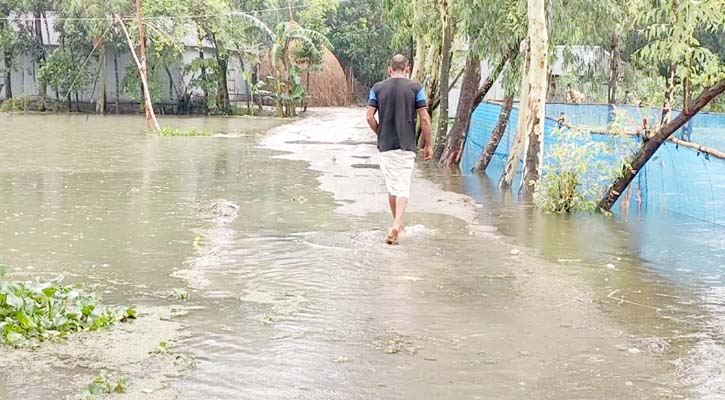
[0,13,252,106]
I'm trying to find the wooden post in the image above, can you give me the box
[117,11,160,130]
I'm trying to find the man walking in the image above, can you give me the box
[366,54,432,245]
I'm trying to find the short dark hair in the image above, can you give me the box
[389,54,409,72]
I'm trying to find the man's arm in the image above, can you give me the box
[367,106,379,135]
[418,108,433,160]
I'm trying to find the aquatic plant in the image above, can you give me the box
[172,288,189,301]
[79,370,128,399]
[154,127,215,137]
[0,268,119,347]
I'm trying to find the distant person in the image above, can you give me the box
[566,84,586,104]
[366,54,432,245]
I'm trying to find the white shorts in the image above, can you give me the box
[379,149,416,198]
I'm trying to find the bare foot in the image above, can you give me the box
[385,227,400,245]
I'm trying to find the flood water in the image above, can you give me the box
[0,111,723,399]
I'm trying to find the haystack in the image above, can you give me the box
[259,48,350,107]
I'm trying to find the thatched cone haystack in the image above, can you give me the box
[259,48,350,107]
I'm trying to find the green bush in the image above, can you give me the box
[534,116,636,214]
[0,96,33,112]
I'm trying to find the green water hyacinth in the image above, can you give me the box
[0,270,117,347]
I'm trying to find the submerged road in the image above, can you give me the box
[0,110,702,399]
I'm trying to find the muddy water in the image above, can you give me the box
[0,110,720,399]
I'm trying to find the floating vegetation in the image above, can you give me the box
[153,127,215,137]
[150,340,171,355]
[0,266,124,347]
[79,370,128,399]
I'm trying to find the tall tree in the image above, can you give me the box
[520,0,549,198]
[438,48,479,166]
[438,0,525,166]
[0,0,21,99]
[432,0,453,161]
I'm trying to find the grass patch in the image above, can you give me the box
[0,264,133,347]
[153,127,215,137]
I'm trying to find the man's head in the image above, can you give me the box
[388,54,409,76]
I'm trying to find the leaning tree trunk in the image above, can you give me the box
[439,50,481,166]
[475,93,514,172]
[520,0,549,199]
[661,62,676,126]
[433,0,453,161]
[599,79,725,212]
[608,31,620,105]
[501,44,530,189]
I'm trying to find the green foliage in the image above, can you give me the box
[0,95,32,111]
[534,114,638,213]
[328,0,395,87]
[154,127,215,137]
[0,275,117,347]
[635,0,725,87]
[39,49,93,98]
[79,370,128,399]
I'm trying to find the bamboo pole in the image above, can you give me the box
[116,11,159,130]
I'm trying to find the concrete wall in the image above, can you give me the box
[0,46,252,106]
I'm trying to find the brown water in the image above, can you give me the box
[0,111,722,399]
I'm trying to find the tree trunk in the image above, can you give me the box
[3,49,12,99]
[430,67,465,111]
[439,50,481,166]
[211,33,230,114]
[199,47,208,114]
[501,44,530,189]
[411,36,426,82]
[240,57,251,111]
[97,43,107,114]
[475,93,514,172]
[425,43,442,117]
[661,62,676,126]
[34,10,47,110]
[608,31,620,105]
[164,66,174,104]
[599,79,725,212]
[520,0,549,199]
[433,0,453,161]
[114,48,120,114]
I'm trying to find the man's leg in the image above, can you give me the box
[388,194,397,219]
[393,197,409,230]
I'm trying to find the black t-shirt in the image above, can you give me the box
[368,78,428,153]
